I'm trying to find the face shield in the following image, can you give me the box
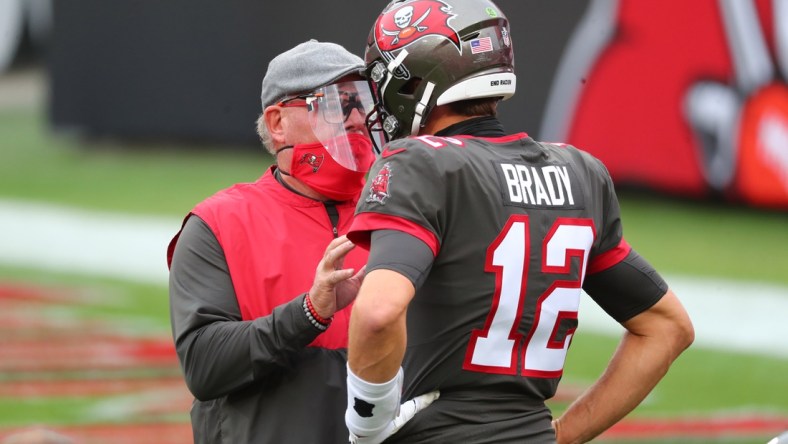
[300,80,383,172]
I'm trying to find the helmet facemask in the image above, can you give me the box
[365,51,427,151]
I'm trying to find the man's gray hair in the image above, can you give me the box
[255,114,275,156]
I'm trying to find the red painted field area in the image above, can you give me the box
[0,284,192,443]
[0,283,785,443]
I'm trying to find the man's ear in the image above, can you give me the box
[263,106,286,145]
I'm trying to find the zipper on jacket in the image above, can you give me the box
[324,202,340,238]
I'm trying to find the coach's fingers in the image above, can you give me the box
[335,265,367,310]
[329,267,356,284]
[324,234,350,251]
[322,235,352,258]
[307,236,356,317]
[311,266,354,302]
[315,238,355,284]
[324,239,356,270]
[350,265,367,284]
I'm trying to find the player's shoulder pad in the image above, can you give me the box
[540,140,603,164]
[539,140,581,152]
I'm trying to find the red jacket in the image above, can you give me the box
[169,166,367,349]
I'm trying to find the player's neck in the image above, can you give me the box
[420,106,480,136]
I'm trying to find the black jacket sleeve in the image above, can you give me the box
[168,215,324,401]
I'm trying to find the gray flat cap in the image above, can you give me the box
[260,39,365,109]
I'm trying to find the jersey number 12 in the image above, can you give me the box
[463,215,594,377]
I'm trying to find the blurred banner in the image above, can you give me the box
[48,0,788,210]
[48,0,582,145]
[541,0,788,210]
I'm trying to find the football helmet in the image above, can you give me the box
[364,0,516,144]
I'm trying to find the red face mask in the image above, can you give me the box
[278,133,375,201]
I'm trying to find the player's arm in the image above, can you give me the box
[169,215,331,401]
[345,230,437,442]
[347,229,434,382]
[554,255,694,443]
[348,268,414,382]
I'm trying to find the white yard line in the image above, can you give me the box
[0,199,175,284]
[1,198,786,359]
[578,278,788,358]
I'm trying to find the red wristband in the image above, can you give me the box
[305,293,332,326]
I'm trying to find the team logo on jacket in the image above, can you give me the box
[299,153,324,173]
[375,1,460,54]
[366,162,393,204]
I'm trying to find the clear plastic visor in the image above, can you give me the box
[307,80,383,171]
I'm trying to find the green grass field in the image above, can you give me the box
[2,105,787,442]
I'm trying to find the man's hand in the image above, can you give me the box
[308,235,365,319]
[350,391,440,444]
[335,263,366,311]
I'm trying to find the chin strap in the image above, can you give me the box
[378,50,410,139]
[411,81,435,136]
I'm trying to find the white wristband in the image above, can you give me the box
[345,364,403,437]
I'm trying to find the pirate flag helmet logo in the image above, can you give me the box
[374,1,460,54]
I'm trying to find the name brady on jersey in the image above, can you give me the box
[496,162,582,208]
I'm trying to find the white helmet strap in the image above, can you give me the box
[380,49,409,108]
[411,81,435,135]
[377,49,410,137]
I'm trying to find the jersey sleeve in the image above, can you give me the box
[583,249,668,322]
[169,215,324,400]
[349,141,446,256]
[578,157,667,322]
[367,229,435,289]
[585,157,632,274]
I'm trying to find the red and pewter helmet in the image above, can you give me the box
[364,0,515,144]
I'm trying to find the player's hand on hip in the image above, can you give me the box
[309,235,360,318]
[350,391,440,444]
